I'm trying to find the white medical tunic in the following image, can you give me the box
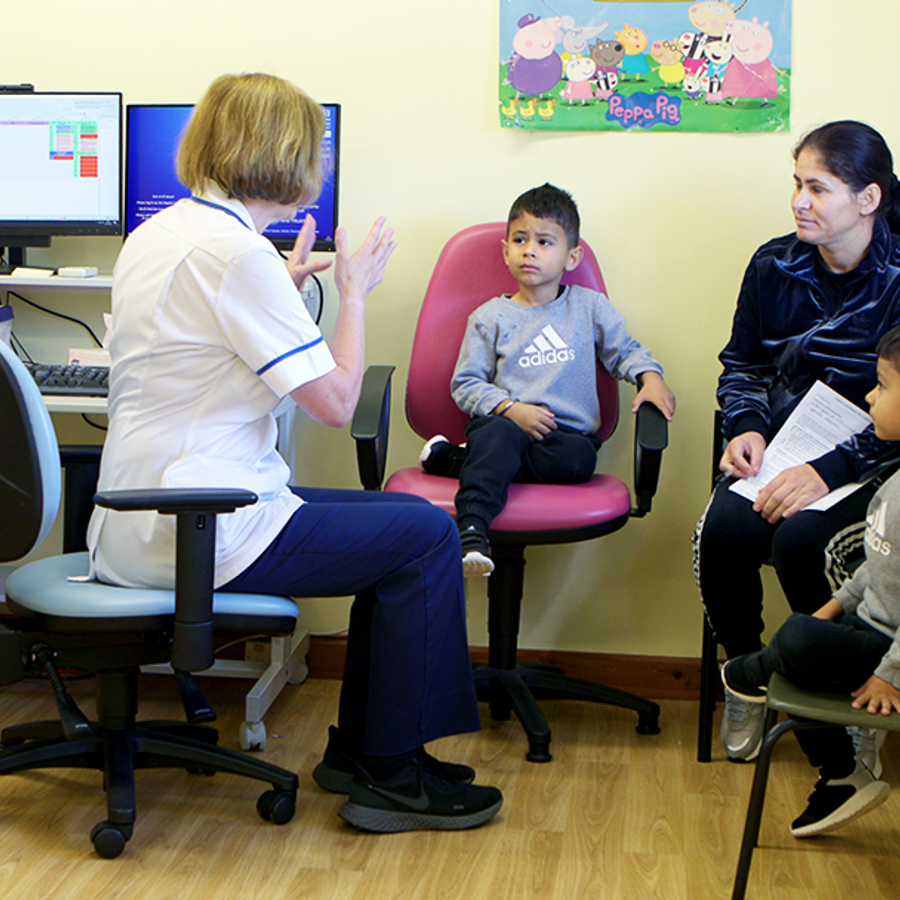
[87,187,336,589]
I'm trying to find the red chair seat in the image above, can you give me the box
[385,469,632,533]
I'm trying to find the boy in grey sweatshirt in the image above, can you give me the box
[723,324,900,838]
[419,184,675,575]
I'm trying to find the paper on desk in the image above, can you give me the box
[729,380,872,511]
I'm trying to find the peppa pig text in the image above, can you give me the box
[606,92,682,129]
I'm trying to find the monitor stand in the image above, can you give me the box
[1,246,38,275]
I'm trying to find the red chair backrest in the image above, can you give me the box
[406,222,619,445]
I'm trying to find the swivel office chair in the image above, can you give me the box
[0,339,299,857]
[351,222,668,762]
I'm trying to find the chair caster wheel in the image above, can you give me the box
[90,821,129,858]
[526,747,552,763]
[186,766,216,776]
[240,720,266,751]
[257,789,296,825]
[287,661,309,685]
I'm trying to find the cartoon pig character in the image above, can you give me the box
[614,23,650,81]
[507,14,564,98]
[560,56,598,104]
[722,17,777,102]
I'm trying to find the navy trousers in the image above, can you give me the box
[456,414,602,526]
[221,487,481,756]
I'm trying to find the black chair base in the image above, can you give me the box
[474,661,661,762]
[0,667,298,857]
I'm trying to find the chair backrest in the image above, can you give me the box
[406,222,619,445]
[0,340,61,561]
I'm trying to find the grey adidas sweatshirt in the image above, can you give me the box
[451,284,663,433]
[835,470,900,687]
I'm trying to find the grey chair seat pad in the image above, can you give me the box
[6,552,299,634]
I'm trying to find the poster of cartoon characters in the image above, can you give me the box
[500,1,791,132]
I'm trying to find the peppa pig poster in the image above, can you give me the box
[500,1,791,132]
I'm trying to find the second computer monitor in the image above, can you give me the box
[125,102,340,252]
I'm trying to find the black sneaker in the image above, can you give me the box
[721,657,768,704]
[790,762,890,837]
[338,750,503,832]
[312,726,476,794]
[419,435,466,478]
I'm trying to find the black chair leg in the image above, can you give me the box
[732,710,791,900]
[474,666,553,762]
[698,615,720,762]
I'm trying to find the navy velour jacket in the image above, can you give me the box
[717,218,900,489]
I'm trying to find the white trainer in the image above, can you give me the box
[721,685,766,761]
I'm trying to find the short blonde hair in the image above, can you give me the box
[177,73,325,206]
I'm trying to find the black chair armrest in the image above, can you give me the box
[94,487,259,673]
[350,365,395,491]
[94,487,258,515]
[632,402,669,517]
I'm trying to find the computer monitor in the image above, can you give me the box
[0,90,123,271]
[125,102,340,252]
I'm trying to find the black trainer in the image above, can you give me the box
[338,750,503,832]
[419,435,466,478]
[312,726,476,794]
[721,656,768,703]
[460,524,494,577]
[791,761,890,837]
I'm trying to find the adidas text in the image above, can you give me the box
[518,348,575,367]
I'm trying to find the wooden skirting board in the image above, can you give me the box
[307,634,705,701]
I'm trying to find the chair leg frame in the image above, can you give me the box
[0,665,298,853]
[698,615,720,762]
[475,544,661,762]
[731,713,844,900]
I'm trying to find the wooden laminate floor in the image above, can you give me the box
[0,673,898,900]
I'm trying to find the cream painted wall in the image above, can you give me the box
[7,0,900,657]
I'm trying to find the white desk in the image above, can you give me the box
[44,394,108,415]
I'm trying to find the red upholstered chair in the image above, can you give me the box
[351,222,667,761]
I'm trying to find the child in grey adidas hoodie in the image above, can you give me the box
[418,184,675,576]
[722,324,900,838]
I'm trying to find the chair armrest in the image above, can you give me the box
[94,487,259,673]
[632,402,669,517]
[350,365,395,490]
[94,487,258,515]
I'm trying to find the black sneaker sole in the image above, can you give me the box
[338,796,503,832]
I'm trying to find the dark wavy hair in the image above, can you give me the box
[507,183,580,248]
[877,324,900,371]
[794,121,900,233]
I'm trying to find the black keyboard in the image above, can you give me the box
[26,362,110,397]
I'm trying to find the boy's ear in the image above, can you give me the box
[565,244,584,270]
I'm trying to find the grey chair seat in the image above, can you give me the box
[7,552,299,634]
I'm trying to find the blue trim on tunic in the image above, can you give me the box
[257,337,326,376]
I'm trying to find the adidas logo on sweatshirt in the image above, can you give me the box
[518,325,575,368]
[866,500,892,556]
